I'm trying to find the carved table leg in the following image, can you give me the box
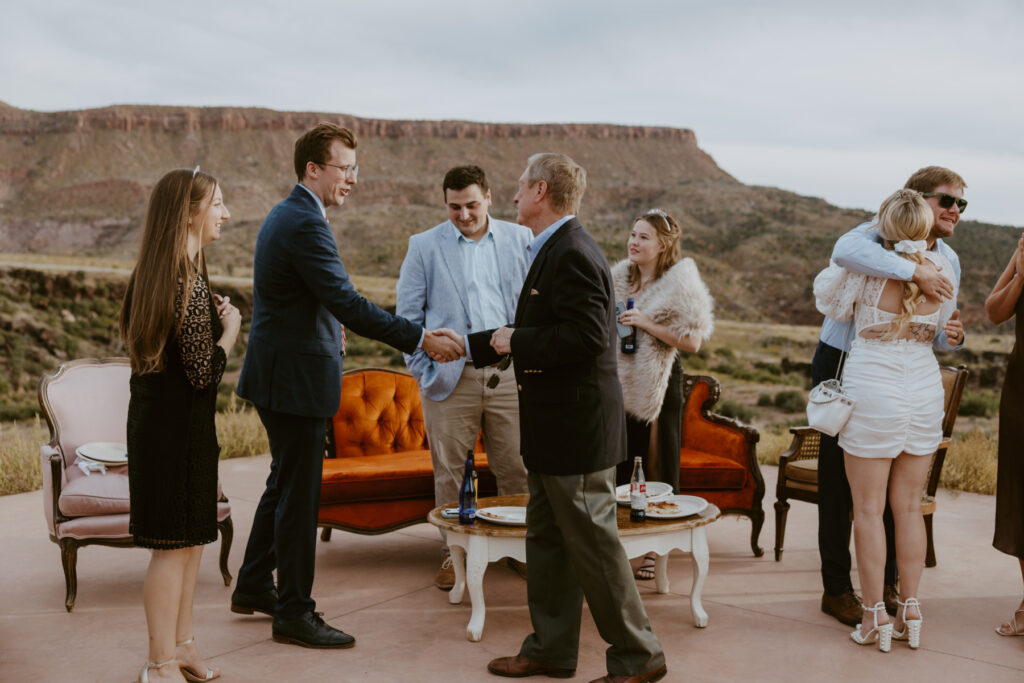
[449,543,467,605]
[464,535,489,642]
[654,553,670,594]
[689,527,709,628]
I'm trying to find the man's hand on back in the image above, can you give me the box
[912,260,954,301]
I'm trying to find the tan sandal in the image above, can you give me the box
[995,608,1024,637]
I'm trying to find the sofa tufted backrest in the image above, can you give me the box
[331,368,429,458]
[38,358,131,470]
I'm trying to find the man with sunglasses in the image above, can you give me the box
[813,165,967,628]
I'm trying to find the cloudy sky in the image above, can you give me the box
[3,0,1022,227]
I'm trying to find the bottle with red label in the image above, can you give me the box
[629,456,646,522]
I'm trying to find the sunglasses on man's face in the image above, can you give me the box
[921,192,968,214]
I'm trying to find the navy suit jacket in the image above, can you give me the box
[468,218,626,475]
[237,186,422,418]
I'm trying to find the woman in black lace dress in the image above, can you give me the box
[120,168,240,683]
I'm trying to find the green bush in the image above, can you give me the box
[773,390,805,413]
[716,399,756,423]
[757,393,773,407]
[959,392,1000,417]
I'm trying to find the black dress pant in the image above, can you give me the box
[616,357,683,492]
[236,407,326,619]
[812,341,897,595]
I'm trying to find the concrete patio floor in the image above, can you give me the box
[2,456,1022,682]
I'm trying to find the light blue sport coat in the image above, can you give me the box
[396,217,532,401]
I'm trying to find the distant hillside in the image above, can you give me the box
[0,102,1017,328]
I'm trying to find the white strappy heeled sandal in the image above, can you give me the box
[849,601,893,652]
[177,636,220,682]
[892,597,923,649]
[138,657,175,683]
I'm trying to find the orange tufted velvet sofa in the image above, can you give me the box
[318,367,497,539]
[675,374,765,557]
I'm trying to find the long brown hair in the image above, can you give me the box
[876,189,935,339]
[120,168,217,374]
[626,210,682,289]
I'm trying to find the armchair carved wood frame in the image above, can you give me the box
[38,357,233,612]
[773,364,968,568]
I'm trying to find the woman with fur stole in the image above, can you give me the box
[613,209,714,580]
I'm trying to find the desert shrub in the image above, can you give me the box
[940,429,998,495]
[684,354,707,370]
[959,392,1000,418]
[753,360,782,376]
[714,347,735,361]
[215,395,270,461]
[0,401,40,422]
[759,335,791,348]
[773,390,806,413]
[716,399,756,423]
[0,417,47,496]
[757,393,773,407]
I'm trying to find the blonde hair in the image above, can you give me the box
[626,209,682,289]
[876,189,935,339]
[120,169,217,374]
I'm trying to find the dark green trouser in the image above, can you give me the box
[518,468,666,675]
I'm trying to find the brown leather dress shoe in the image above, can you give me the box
[821,589,863,627]
[588,664,668,683]
[883,584,899,616]
[487,654,575,678]
[435,556,455,591]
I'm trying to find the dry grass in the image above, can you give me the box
[215,396,270,461]
[0,417,47,496]
[756,424,797,468]
[939,428,999,495]
[0,400,268,497]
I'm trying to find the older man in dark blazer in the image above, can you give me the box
[233,123,462,649]
[471,154,666,683]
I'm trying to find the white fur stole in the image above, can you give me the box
[612,258,715,422]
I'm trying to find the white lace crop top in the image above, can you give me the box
[814,250,958,343]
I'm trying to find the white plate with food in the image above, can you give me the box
[644,495,708,519]
[615,481,673,506]
[475,506,527,526]
[75,442,128,465]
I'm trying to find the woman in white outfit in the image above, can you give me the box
[814,189,957,652]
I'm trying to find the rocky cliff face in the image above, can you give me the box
[0,102,1010,327]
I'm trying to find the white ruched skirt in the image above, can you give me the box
[837,339,944,459]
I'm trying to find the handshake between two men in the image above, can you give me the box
[421,326,515,362]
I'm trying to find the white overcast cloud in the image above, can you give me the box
[2,0,1022,226]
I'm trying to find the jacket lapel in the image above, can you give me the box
[438,223,472,321]
[515,219,578,325]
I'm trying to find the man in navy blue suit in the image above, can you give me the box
[232,123,463,648]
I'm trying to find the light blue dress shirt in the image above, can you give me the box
[526,215,575,265]
[819,221,962,352]
[452,221,508,331]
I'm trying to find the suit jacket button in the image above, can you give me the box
[466,324,471,329]
[517,384,523,391]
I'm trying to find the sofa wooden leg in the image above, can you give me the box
[774,500,790,562]
[217,517,234,586]
[924,513,936,568]
[59,538,79,612]
[749,508,765,558]
[320,527,332,542]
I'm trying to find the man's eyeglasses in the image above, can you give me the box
[921,192,967,214]
[318,162,359,179]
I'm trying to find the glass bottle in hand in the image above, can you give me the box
[621,297,638,354]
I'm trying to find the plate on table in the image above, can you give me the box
[475,506,527,526]
[615,481,673,506]
[75,442,128,465]
[645,495,708,519]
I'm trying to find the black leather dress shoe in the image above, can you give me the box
[272,611,355,649]
[231,587,278,616]
[883,584,899,616]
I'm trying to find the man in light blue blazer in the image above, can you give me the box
[397,165,531,589]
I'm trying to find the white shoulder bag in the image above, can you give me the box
[806,324,855,437]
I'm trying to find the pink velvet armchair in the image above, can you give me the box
[38,357,233,611]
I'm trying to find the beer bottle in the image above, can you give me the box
[621,297,638,354]
[629,456,646,522]
[458,449,477,524]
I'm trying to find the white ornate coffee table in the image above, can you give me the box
[428,494,720,642]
